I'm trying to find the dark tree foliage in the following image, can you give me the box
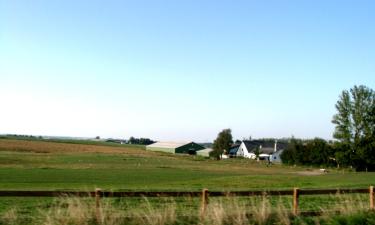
[280,138,299,165]
[281,138,335,167]
[355,137,375,171]
[210,129,233,159]
[128,137,155,145]
[306,138,334,166]
[254,146,260,159]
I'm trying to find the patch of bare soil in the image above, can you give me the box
[296,169,327,176]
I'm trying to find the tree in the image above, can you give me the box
[281,138,335,167]
[127,136,155,145]
[128,136,135,144]
[280,138,299,165]
[332,85,375,170]
[332,90,353,144]
[210,129,233,159]
[306,138,334,166]
[254,146,260,160]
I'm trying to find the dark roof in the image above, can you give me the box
[276,142,288,150]
[228,145,240,155]
[243,140,287,154]
[259,148,274,154]
[243,140,262,152]
[229,143,241,149]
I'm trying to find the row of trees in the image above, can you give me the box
[128,137,155,145]
[282,85,375,171]
[280,138,336,167]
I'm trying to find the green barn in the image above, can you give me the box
[146,142,205,155]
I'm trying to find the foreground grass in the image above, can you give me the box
[1,195,375,225]
[0,194,371,221]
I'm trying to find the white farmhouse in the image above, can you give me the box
[229,140,287,163]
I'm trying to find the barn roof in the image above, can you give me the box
[147,141,192,149]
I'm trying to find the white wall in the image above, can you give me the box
[237,142,256,159]
[270,150,284,163]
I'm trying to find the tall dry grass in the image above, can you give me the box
[1,194,374,225]
[1,208,19,225]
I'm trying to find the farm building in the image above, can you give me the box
[146,142,205,155]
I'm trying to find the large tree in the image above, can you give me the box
[211,129,233,159]
[332,85,375,170]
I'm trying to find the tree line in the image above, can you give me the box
[280,138,336,167]
[127,137,155,145]
[281,85,375,171]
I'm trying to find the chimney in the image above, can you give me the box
[274,140,278,153]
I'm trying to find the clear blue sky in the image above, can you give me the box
[1,0,374,142]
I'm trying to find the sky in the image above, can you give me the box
[1,0,375,142]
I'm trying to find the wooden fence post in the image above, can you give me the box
[200,188,209,217]
[95,188,102,224]
[370,186,374,210]
[293,188,299,216]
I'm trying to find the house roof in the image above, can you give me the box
[243,140,263,152]
[228,144,240,155]
[147,141,192,149]
[243,140,287,153]
[259,147,274,154]
[230,143,241,148]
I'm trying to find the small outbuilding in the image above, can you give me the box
[146,141,205,155]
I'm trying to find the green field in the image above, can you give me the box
[0,139,374,191]
[0,139,374,224]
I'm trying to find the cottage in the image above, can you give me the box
[146,141,205,155]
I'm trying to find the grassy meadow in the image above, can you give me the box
[0,138,375,224]
[1,139,374,191]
